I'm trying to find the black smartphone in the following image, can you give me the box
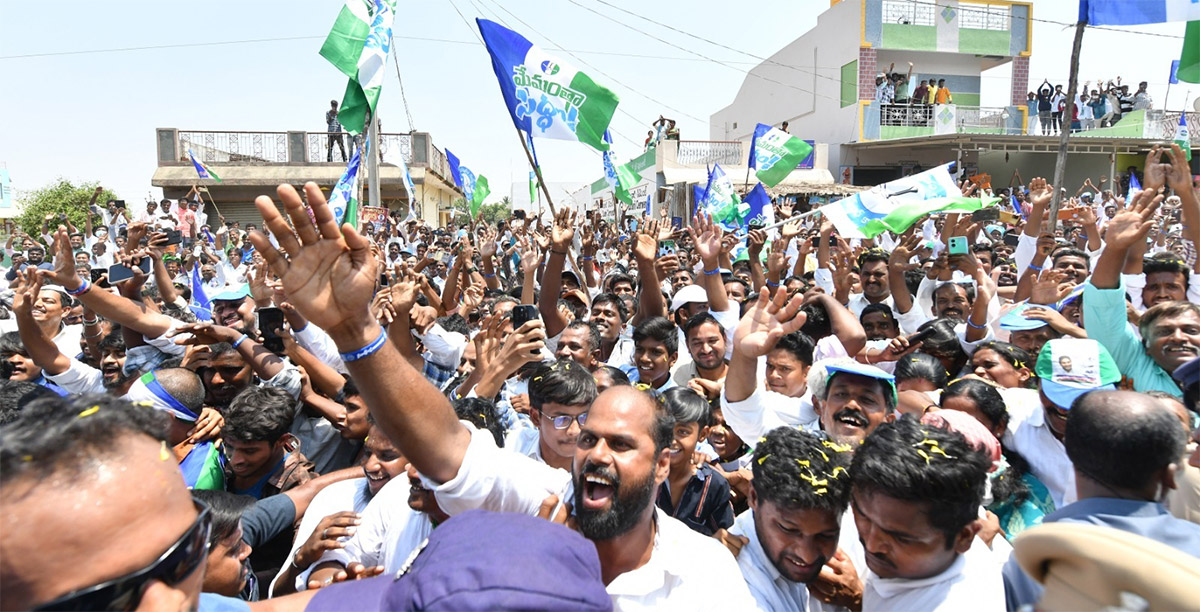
[257,307,286,354]
[971,208,1000,223]
[164,230,183,246]
[89,268,110,289]
[510,304,539,329]
[811,236,834,247]
[113,200,126,209]
[906,327,936,348]
[107,258,151,284]
[1003,233,1021,247]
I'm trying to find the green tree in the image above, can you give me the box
[16,178,116,239]
[451,195,511,227]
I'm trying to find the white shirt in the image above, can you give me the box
[727,509,811,611]
[52,325,83,359]
[425,423,757,610]
[862,537,1004,612]
[271,478,374,596]
[1002,389,1077,508]
[45,357,105,394]
[315,477,434,585]
[605,335,636,368]
[721,385,819,445]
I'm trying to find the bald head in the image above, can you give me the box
[1066,391,1186,492]
[153,368,204,415]
[591,386,673,452]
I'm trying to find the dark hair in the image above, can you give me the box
[0,394,168,485]
[916,318,968,367]
[903,268,925,298]
[971,243,994,258]
[564,321,602,354]
[0,331,27,358]
[683,312,724,340]
[223,386,295,444]
[1066,391,1186,491]
[857,248,889,269]
[933,281,975,305]
[851,416,989,546]
[436,314,471,337]
[799,300,831,339]
[191,490,255,548]
[894,353,948,389]
[1143,253,1190,284]
[859,303,898,330]
[972,341,1036,387]
[98,329,126,354]
[0,380,58,425]
[605,273,634,292]
[633,317,678,355]
[594,365,630,386]
[1051,247,1090,267]
[153,368,206,415]
[752,427,853,514]
[941,378,1008,431]
[452,397,505,448]
[773,331,816,366]
[591,292,629,323]
[529,359,598,411]
[659,387,710,427]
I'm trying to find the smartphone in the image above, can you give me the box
[113,200,126,209]
[107,258,151,284]
[947,236,969,255]
[510,304,539,330]
[906,327,936,348]
[811,236,835,247]
[1003,233,1021,247]
[89,268,111,289]
[436,251,452,265]
[971,208,1000,223]
[257,307,286,354]
[659,240,676,257]
[164,229,183,246]
[1057,206,1081,221]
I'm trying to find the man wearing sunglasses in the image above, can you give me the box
[1,394,210,611]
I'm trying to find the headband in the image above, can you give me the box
[125,371,198,422]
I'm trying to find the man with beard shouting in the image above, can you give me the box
[246,183,756,607]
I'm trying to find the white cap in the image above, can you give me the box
[669,284,708,312]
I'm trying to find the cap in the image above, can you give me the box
[824,362,897,402]
[1172,355,1200,387]
[998,302,1049,332]
[1080,192,1094,201]
[563,288,590,307]
[210,283,251,302]
[305,510,610,611]
[1014,522,1200,611]
[669,284,708,312]
[561,270,582,287]
[1035,338,1120,409]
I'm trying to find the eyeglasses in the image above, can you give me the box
[33,500,212,611]
[542,411,588,430]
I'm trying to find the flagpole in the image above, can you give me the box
[367,114,381,210]
[515,127,557,215]
[1048,20,1087,223]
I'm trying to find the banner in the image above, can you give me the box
[748,123,814,187]
[360,206,390,233]
[699,164,747,230]
[321,0,397,134]
[1078,0,1200,25]
[933,104,957,135]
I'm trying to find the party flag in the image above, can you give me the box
[187,149,222,183]
[321,0,396,134]
[748,123,813,187]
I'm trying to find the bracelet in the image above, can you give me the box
[83,317,100,327]
[766,280,780,288]
[1027,263,1043,272]
[339,328,387,363]
[290,551,307,571]
[483,272,496,279]
[84,332,103,340]
[232,334,249,349]
[703,268,720,276]
[966,319,988,330]
[580,256,594,261]
[550,249,568,256]
[66,280,91,296]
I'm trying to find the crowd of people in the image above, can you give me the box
[1,142,1199,611]
[1029,78,1154,136]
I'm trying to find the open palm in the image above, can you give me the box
[248,183,378,340]
[733,290,807,358]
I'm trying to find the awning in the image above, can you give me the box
[660,166,858,196]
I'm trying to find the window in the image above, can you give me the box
[959,2,1010,30]
[841,60,858,108]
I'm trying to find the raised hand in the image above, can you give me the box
[169,322,242,346]
[746,229,766,259]
[519,236,541,276]
[688,212,724,265]
[733,289,807,359]
[1029,269,1071,305]
[890,233,923,266]
[11,268,41,318]
[633,219,659,261]
[41,228,81,289]
[1103,189,1163,251]
[550,207,576,253]
[480,226,498,258]
[248,183,378,346]
[1164,143,1194,193]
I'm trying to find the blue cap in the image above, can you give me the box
[305,510,610,611]
[999,302,1049,332]
[824,362,897,402]
[209,283,250,302]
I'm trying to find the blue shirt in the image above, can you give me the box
[1002,497,1200,610]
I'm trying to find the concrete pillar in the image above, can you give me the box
[858,47,878,101]
[287,132,307,163]
[156,128,179,163]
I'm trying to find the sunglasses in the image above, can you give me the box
[33,500,212,611]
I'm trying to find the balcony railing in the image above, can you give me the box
[879,104,1015,132]
[882,0,935,26]
[1145,110,1200,144]
[180,131,290,163]
[676,140,743,166]
[303,132,413,165]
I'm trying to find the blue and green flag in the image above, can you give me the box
[748,123,813,187]
[320,0,396,134]
[476,19,620,152]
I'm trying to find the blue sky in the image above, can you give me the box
[0,0,1188,207]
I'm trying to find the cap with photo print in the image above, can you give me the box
[1034,338,1120,409]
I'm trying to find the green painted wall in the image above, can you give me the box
[952,93,981,107]
[958,28,1010,56]
[881,24,936,51]
[880,125,933,140]
[1082,110,1148,139]
[841,60,857,108]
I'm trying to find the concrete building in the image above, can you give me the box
[151,127,462,228]
[712,0,1198,192]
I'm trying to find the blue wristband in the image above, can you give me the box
[1027,263,1043,272]
[766,280,780,288]
[703,268,720,276]
[66,279,91,296]
[581,256,594,261]
[232,334,249,349]
[339,328,387,363]
[966,319,988,330]
[483,273,496,279]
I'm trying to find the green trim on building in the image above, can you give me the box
[958,28,1011,56]
[952,93,981,107]
[880,125,933,140]
[1081,110,1148,139]
[841,60,857,108]
[881,24,936,51]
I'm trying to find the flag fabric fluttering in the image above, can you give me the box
[819,163,995,239]
[1180,21,1200,83]
[602,150,638,205]
[476,19,620,152]
[529,171,538,204]
[1128,171,1143,202]
[748,123,814,188]
[1078,0,1200,25]
[187,149,222,183]
[742,183,773,226]
[445,148,479,208]
[189,263,212,321]
[471,175,490,219]
[320,0,397,134]
[644,191,652,216]
[699,164,748,230]
[1175,112,1193,161]
[1009,193,1026,220]
[329,143,364,229]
